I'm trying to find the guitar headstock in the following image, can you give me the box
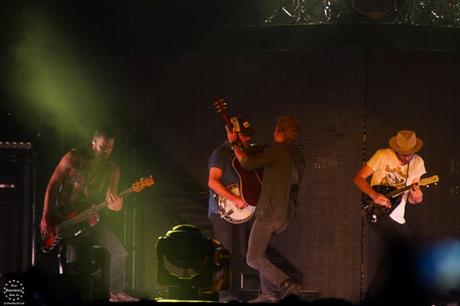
[419,175,440,187]
[131,176,155,192]
[213,98,227,114]
[213,97,234,128]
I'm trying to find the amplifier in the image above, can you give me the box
[0,148,35,273]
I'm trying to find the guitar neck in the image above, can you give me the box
[61,187,132,228]
[387,183,416,198]
[93,187,132,211]
[220,112,233,129]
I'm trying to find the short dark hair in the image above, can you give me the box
[276,115,300,143]
[93,127,115,139]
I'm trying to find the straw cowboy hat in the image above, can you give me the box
[388,130,423,155]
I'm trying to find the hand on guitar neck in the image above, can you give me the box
[214,97,252,150]
[226,124,238,144]
[226,125,247,162]
[407,184,423,204]
[369,182,423,208]
[106,191,123,211]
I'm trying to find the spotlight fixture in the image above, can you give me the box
[155,224,230,300]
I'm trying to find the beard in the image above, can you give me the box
[93,151,110,162]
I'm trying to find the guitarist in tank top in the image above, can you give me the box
[40,127,139,302]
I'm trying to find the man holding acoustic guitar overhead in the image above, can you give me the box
[353,130,429,304]
[227,115,305,303]
[40,127,140,302]
[208,116,258,302]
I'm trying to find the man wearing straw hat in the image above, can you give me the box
[353,130,426,304]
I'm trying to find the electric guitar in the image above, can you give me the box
[213,98,263,223]
[41,176,154,253]
[362,174,439,223]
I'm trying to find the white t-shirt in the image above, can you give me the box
[367,148,426,224]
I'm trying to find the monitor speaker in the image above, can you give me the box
[0,149,35,273]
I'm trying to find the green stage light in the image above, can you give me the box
[8,9,111,138]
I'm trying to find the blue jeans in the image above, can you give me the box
[90,223,128,293]
[246,213,289,294]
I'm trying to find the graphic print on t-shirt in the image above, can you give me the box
[380,164,408,188]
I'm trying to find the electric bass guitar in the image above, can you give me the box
[41,176,154,253]
[362,174,439,223]
[213,98,263,223]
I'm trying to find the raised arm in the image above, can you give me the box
[226,125,247,162]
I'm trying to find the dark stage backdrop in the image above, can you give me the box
[95,47,460,303]
[84,48,366,300]
[86,48,348,301]
[364,48,460,298]
[20,47,460,303]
